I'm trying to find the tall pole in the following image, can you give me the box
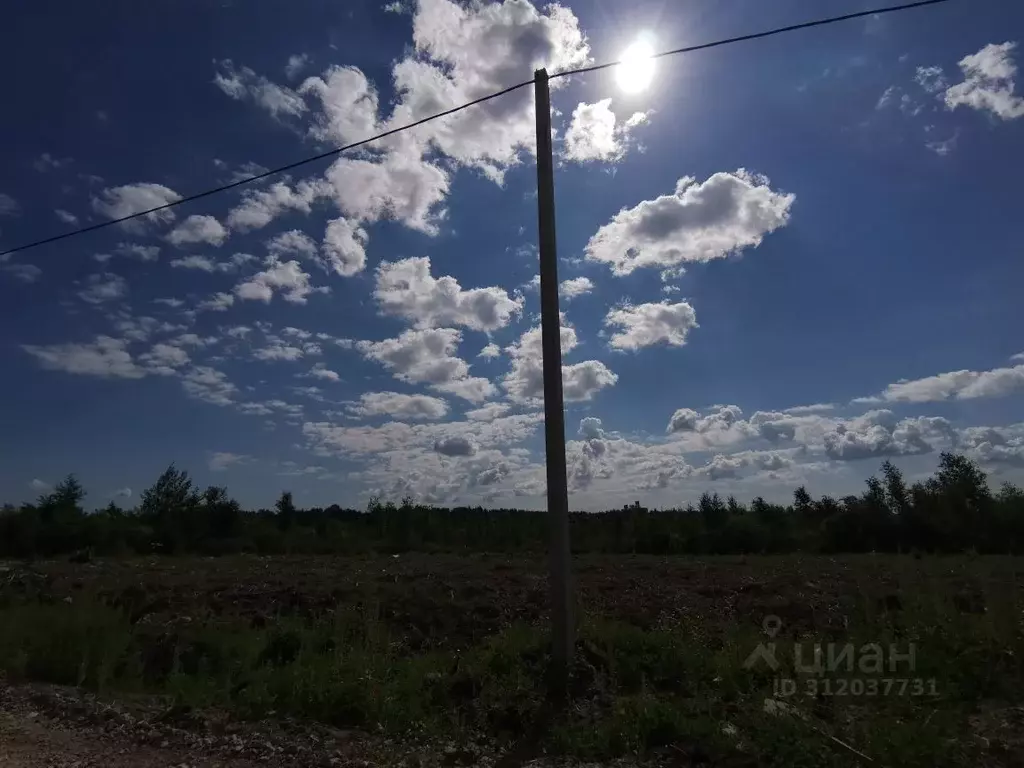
[534,67,573,695]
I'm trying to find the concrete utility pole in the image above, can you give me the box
[533,67,573,694]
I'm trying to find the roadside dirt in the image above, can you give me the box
[0,682,373,768]
[1,714,245,768]
[0,681,670,768]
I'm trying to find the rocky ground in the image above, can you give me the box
[0,681,678,768]
[0,680,374,767]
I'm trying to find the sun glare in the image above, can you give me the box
[615,39,655,93]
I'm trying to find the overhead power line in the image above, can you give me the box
[1,0,953,259]
[0,81,535,259]
[549,0,953,80]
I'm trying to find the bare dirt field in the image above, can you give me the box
[2,554,1022,766]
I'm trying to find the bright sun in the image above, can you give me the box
[615,39,656,93]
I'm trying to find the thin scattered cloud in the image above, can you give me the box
[22,336,146,379]
[33,153,71,172]
[213,59,307,118]
[284,53,311,80]
[78,273,128,305]
[1,262,42,283]
[208,451,253,471]
[0,193,22,216]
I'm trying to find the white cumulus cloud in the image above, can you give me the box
[585,170,795,275]
[300,66,379,145]
[235,259,320,304]
[357,328,491,402]
[139,342,191,374]
[322,218,368,276]
[325,152,449,235]
[465,402,511,421]
[91,183,182,231]
[478,343,501,359]
[666,408,698,434]
[385,0,590,178]
[181,366,238,406]
[563,99,648,163]
[349,391,450,420]
[225,180,326,232]
[863,363,1024,403]
[434,436,476,457]
[605,301,698,350]
[308,363,341,381]
[266,230,318,259]
[823,411,954,461]
[959,424,1024,468]
[432,376,497,403]
[166,215,228,247]
[374,256,522,331]
[560,276,594,301]
[562,361,620,402]
[944,41,1024,120]
[502,322,617,404]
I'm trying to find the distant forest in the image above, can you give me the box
[3,453,1024,558]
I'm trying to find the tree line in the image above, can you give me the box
[2,453,1023,559]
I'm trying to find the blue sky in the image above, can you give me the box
[2,0,1023,511]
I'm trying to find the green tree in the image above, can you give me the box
[698,492,727,531]
[881,461,909,515]
[38,474,85,522]
[793,486,813,519]
[140,464,200,553]
[926,453,992,550]
[275,491,297,532]
[204,486,242,541]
